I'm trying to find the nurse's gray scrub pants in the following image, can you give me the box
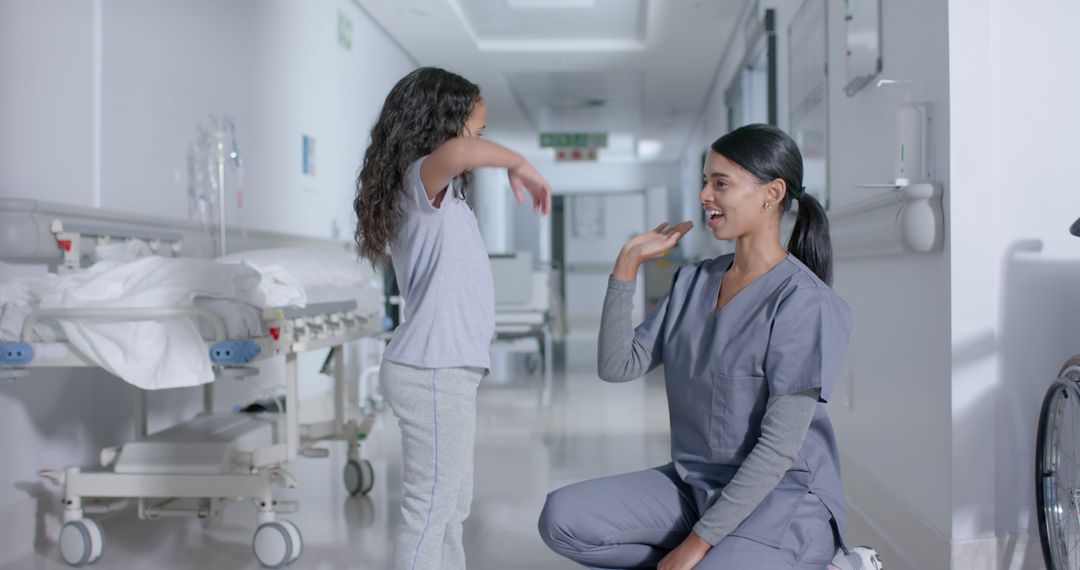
[538,464,837,569]
[539,255,852,569]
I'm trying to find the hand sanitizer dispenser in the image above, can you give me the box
[877,79,930,187]
[894,102,927,186]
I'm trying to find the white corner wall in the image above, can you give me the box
[949,0,1080,567]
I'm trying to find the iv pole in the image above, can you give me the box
[213,117,242,257]
[216,130,227,256]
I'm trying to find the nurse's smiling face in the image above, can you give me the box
[700,150,783,241]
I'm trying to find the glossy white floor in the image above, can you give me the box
[4,334,674,569]
[6,333,891,570]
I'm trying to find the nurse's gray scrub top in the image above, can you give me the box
[635,253,853,550]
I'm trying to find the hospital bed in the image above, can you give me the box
[0,206,386,568]
[490,252,561,406]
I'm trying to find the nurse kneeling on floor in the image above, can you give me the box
[539,124,862,570]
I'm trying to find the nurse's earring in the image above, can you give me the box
[762,201,771,212]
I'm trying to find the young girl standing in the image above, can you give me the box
[353,67,551,570]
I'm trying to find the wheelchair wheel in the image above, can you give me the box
[1037,355,1080,570]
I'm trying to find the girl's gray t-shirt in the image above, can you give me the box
[383,155,494,371]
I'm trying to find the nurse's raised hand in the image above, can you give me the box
[612,220,693,281]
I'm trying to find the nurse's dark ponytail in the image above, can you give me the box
[786,188,832,286]
[710,124,833,285]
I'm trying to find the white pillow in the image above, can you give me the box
[219,246,380,292]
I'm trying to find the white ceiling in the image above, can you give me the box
[456,0,647,44]
[353,0,745,162]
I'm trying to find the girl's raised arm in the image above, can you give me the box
[422,138,551,214]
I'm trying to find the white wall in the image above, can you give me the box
[0,0,413,564]
[504,158,678,275]
[241,0,415,240]
[825,1,953,568]
[98,0,256,220]
[3,0,413,240]
[0,0,97,207]
[563,192,647,329]
[949,0,1080,567]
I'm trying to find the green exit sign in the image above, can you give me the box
[338,12,353,50]
[540,132,607,149]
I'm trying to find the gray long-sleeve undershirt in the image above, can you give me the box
[597,276,819,546]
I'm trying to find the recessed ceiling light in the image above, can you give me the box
[506,0,596,9]
[637,139,663,160]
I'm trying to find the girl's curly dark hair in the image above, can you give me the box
[353,67,481,266]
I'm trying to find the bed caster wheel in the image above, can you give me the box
[525,353,541,375]
[59,519,104,567]
[278,520,302,564]
[253,520,301,568]
[344,459,375,496]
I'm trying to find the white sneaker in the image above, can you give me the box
[830,546,883,570]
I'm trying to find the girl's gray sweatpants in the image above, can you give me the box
[381,360,485,570]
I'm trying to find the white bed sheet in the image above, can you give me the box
[218,247,381,293]
[1,245,384,390]
[0,255,276,389]
[221,246,385,319]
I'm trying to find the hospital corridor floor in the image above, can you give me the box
[5,335,678,569]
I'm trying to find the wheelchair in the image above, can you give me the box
[1035,216,1080,569]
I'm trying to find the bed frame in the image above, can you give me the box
[0,199,385,567]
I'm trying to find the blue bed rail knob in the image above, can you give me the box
[209,340,261,366]
[0,342,34,366]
